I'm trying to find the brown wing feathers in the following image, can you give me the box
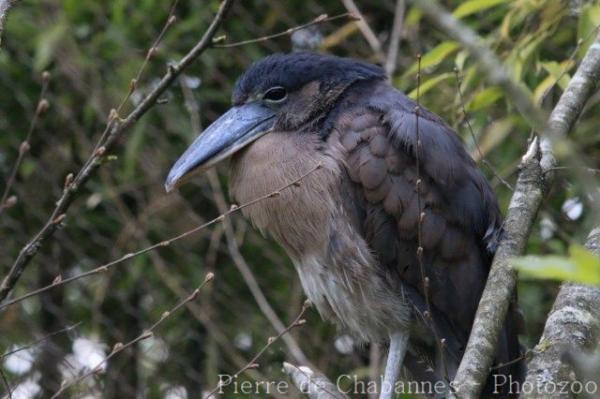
[333,81,504,345]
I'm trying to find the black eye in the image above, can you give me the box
[263,86,287,102]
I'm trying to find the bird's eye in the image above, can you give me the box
[263,86,287,103]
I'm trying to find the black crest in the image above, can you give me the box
[232,52,385,104]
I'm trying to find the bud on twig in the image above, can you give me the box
[52,213,66,225]
[36,99,49,115]
[19,141,30,155]
[4,195,17,209]
[64,173,74,189]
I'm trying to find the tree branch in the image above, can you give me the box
[522,228,600,399]
[0,0,17,47]
[50,273,214,398]
[283,362,347,399]
[0,163,321,311]
[408,1,600,396]
[0,0,235,303]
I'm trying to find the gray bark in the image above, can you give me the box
[408,2,600,396]
[0,0,15,46]
[522,228,600,399]
[283,362,348,399]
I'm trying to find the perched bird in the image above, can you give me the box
[166,52,524,398]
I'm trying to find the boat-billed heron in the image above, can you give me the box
[166,52,523,398]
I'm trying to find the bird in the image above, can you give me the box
[165,52,524,398]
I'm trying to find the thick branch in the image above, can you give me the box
[408,1,600,397]
[522,229,600,399]
[0,0,17,47]
[0,0,235,302]
[283,362,347,399]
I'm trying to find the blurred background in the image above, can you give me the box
[1,0,599,397]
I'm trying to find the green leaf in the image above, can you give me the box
[513,245,600,285]
[403,41,459,78]
[466,86,503,111]
[34,20,68,72]
[533,60,573,104]
[578,3,600,58]
[407,72,454,99]
[453,0,508,19]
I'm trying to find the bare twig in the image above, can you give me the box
[0,0,235,302]
[177,78,312,367]
[0,72,50,214]
[116,0,180,113]
[0,163,321,311]
[203,300,312,399]
[453,69,514,192]
[50,273,214,398]
[0,323,80,360]
[207,168,313,367]
[339,0,385,61]
[413,0,600,217]
[214,12,358,48]
[522,227,600,399]
[407,9,600,396]
[384,0,405,77]
[414,54,449,382]
[0,367,12,399]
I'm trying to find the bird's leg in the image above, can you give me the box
[379,331,409,399]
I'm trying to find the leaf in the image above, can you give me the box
[453,0,508,19]
[405,6,423,27]
[403,41,459,78]
[513,245,600,285]
[578,3,600,58]
[473,116,515,161]
[533,60,575,104]
[466,86,503,111]
[407,72,454,99]
[34,20,68,72]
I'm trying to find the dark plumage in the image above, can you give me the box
[166,52,524,398]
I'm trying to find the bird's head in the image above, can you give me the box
[165,52,385,191]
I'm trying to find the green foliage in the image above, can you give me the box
[1,0,599,397]
[514,245,600,285]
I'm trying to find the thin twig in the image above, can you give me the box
[413,0,600,219]
[214,12,358,48]
[414,54,449,382]
[177,76,312,367]
[384,0,405,77]
[0,0,235,303]
[453,68,514,191]
[409,5,600,394]
[339,0,385,61]
[0,163,321,311]
[0,367,12,399]
[50,273,214,398]
[116,0,179,113]
[0,323,81,360]
[203,300,312,399]
[0,72,50,213]
[207,170,312,367]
